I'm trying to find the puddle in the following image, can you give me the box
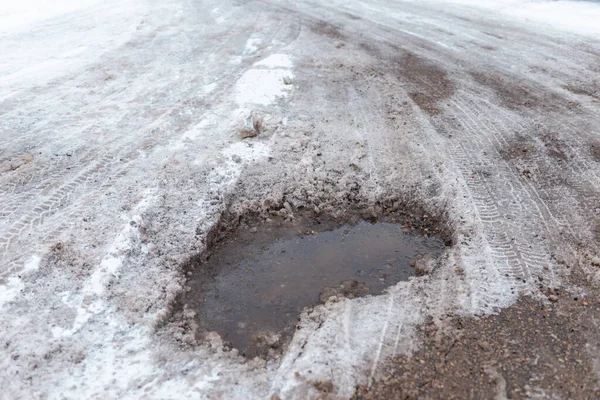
[181,219,446,358]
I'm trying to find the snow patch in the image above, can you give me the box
[235,69,294,106]
[422,0,600,37]
[235,54,294,106]
[510,1,600,36]
[0,276,25,310]
[222,140,271,161]
[206,141,271,187]
[244,38,262,54]
[203,82,217,94]
[24,255,41,272]
[255,54,294,68]
[0,0,101,32]
[0,256,40,310]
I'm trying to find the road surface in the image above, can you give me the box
[1,0,600,398]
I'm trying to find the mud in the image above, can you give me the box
[470,70,567,112]
[564,83,599,100]
[309,20,346,40]
[398,53,455,116]
[591,143,600,163]
[355,266,600,400]
[177,213,446,358]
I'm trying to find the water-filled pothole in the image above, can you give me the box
[179,214,447,358]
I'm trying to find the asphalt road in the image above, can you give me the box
[1,0,599,398]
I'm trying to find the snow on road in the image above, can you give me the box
[1,0,600,398]
[0,0,102,32]
[423,0,600,36]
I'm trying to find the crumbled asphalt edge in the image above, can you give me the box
[160,196,454,360]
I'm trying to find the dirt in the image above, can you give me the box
[310,20,346,40]
[470,70,568,112]
[591,143,600,163]
[355,267,600,399]
[401,53,454,116]
[564,83,599,100]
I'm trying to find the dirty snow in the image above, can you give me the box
[1,0,600,398]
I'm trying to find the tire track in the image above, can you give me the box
[447,95,556,287]
[0,4,302,275]
[468,91,600,261]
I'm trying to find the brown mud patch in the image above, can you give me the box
[398,53,454,116]
[498,131,574,186]
[593,221,600,244]
[356,296,600,399]
[310,20,346,40]
[500,129,572,165]
[470,71,568,112]
[564,83,599,100]
[539,131,569,161]
[499,134,537,162]
[590,143,600,163]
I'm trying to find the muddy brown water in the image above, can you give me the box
[183,220,446,357]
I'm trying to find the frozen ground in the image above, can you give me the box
[1,0,600,398]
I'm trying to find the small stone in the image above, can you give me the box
[548,295,558,302]
[583,301,589,306]
[477,341,491,351]
[282,76,292,85]
[250,227,258,233]
[591,257,600,267]
[238,112,263,138]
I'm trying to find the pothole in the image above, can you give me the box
[176,211,448,358]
